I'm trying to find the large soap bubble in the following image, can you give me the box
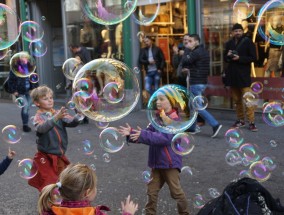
[146,85,197,134]
[62,58,84,80]
[0,4,21,50]
[20,21,44,42]
[81,0,138,25]
[72,58,140,122]
[262,101,284,127]
[10,51,36,77]
[132,0,160,25]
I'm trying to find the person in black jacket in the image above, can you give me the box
[0,148,16,175]
[139,36,165,95]
[8,53,39,132]
[181,34,222,138]
[224,23,257,131]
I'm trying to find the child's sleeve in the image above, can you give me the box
[34,114,58,133]
[138,125,173,146]
[0,156,12,175]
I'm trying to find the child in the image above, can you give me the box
[38,163,138,215]
[118,90,190,215]
[0,148,16,175]
[28,85,82,191]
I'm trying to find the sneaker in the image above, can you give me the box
[187,127,201,135]
[249,123,258,132]
[211,124,222,138]
[232,120,245,128]
[23,125,31,132]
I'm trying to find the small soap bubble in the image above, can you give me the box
[181,166,193,176]
[192,95,208,110]
[82,139,94,155]
[15,97,27,108]
[2,125,21,144]
[269,140,277,147]
[103,153,111,163]
[90,164,96,171]
[193,194,205,209]
[142,170,152,183]
[208,188,220,198]
[18,158,38,179]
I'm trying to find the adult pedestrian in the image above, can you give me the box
[139,36,165,95]
[224,23,257,131]
[68,44,92,124]
[7,53,38,132]
[181,34,222,138]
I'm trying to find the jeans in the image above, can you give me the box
[231,87,255,122]
[19,93,32,125]
[145,70,161,95]
[189,84,219,130]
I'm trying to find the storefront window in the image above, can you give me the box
[64,0,124,61]
[202,0,284,109]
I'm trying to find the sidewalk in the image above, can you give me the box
[0,99,283,214]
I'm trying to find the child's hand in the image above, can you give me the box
[121,195,138,215]
[7,147,16,159]
[53,107,68,121]
[118,123,132,136]
[130,126,142,142]
[159,109,173,125]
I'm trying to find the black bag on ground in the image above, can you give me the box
[221,68,231,86]
[3,76,12,94]
[197,177,284,215]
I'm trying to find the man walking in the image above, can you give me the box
[181,34,222,138]
[224,23,257,131]
[139,36,165,95]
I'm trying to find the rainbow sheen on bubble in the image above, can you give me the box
[20,21,44,42]
[133,67,140,74]
[257,1,284,46]
[147,85,197,134]
[171,132,195,156]
[29,40,47,57]
[82,139,94,155]
[51,188,62,204]
[2,125,21,144]
[233,0,254,19]
[193,194,205,209]
[72,91,93,112]
[102,153,111,163]
[142,170,152,183]
[224,128,244,148]
[99,127,125,153]
[181,166,193,176]
[81,0,138,25]
[262,101,284,127]
[250,82,263,94]
[262,156,276,171]
[249,161,271,182]
[208,188,220,198]
[95,121,109,129]
[269,140,277,147]
[0,4,21,50]
[66,100,76,110]
[239,169,251,178]
[225,150,242,166]
[72,58,140,122]
[62,58,84,80]
[103,82,124,104]
[18,158,38,179]
[239,143,260,163]
[29,73,39,83]
[15,97,27,108]
[10,52,36,77]
[243,91,258,107]
[192,95,208,110]
[132,0,160,25]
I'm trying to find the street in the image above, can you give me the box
[0,99,283,215]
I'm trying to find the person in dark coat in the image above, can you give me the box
[139,36,166,95]
[0,148,16,175]
[181,34,222,138]
[118,89,190,215]
[224,23,257,131]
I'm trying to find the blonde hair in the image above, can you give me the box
[37,163,97,214]
[30,85,53,103]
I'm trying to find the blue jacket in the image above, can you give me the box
[0,156,12,175]
[129,123,183,171]
[7,70,38,94]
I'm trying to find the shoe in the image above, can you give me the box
[211,124,222,138]
[232,120,245,128]
[82,117,89,124]
[23,125,31,132]
[187,127,201,135]
[249,123,258,132]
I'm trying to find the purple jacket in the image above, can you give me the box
[129,123,182,171]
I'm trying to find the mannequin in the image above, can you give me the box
[263,15,284,78]
[115,23,123,60]
[241,19,252,39]
[80,17,96,48]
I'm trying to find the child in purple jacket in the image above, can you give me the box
[118,91,190,215]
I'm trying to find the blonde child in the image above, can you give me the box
[28,85,82,191]
[118,90,190,215]
[38,163,138,215]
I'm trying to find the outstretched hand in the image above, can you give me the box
[129,126,142,142]
[7,147,16,159]
[118,123,132,136]
[53,107,68,121]
[121,195,138,215]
